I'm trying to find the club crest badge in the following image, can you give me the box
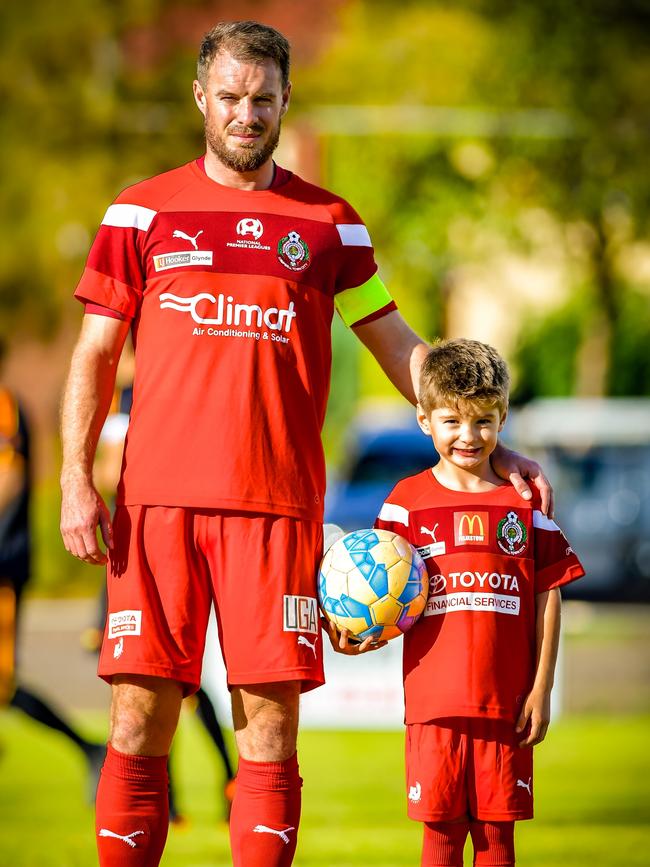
[497,511,528,555]
[277,231,311,272]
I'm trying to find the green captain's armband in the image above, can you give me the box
[334,273,393,327]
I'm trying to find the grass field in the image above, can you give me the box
[0,710,648,866]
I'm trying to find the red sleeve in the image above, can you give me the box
[83,302,129,321]
[329,199,378,293]
[533,506,585,592]
[73,199,152,317]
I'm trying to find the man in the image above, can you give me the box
[60,21,551,867]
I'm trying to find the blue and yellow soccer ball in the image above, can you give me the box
[318,528,428,642]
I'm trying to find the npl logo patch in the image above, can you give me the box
[283,595,318,635]
[454,511,489,546]
[108,610,142,638]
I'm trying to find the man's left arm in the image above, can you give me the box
[352,311,554,515]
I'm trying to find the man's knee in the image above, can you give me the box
[109,675,183,756]
[232,681,300,762]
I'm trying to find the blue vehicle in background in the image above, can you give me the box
[324,408,437,532]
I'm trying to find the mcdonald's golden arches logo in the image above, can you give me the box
[454,511,489,545]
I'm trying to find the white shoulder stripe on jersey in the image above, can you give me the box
[533,510,560,531]
[377,502,409,526]
[336,223,372,247]
[102,203,157,232]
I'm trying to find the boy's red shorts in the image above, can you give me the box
[405,717,534,822]
[98,506,324,695]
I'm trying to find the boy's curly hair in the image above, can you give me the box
[418,338,510,415]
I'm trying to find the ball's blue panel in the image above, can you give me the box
[340,594,373,626]
[322,597,349,618]
[357,624,385,641]
[318,572,327,602]
[349,550,375,579]
[397,578,422,605]
[344,529,379,551]
[367,563,389,597]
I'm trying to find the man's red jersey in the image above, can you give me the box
[75,160,394,520]
[375,471,584,724]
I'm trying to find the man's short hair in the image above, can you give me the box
[197,21,291,88]
[418,338,510,415]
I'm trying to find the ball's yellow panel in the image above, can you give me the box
[370,594,403,626]
[391,534,414,559]
[334,614,372,638]
[323,567,348,600]
[347,568,380,606]
[387,558,413,596]
[369,540,402,569]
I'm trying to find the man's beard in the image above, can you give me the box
[206,118,281,173]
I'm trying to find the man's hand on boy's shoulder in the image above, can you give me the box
[491,442,554,518]
[322,618,387,656]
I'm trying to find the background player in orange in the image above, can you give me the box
[0,339,104,800]
[373,339,584,867]
[59,22,553,867]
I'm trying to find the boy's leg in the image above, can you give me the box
[469,821,515,866]
[422,819,469,867]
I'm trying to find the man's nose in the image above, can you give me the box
[235,98,256,125]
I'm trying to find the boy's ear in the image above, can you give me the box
[498,408,508,432]
[417,403,431,435]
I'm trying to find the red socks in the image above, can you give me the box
[470,821,515,866]
[422,820,469,866]
[95,743,169,866]
[229,752,302,867]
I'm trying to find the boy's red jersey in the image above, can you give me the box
[74,161,391,520]
[375,471,584,724]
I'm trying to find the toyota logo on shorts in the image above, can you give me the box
[236,218,264,240]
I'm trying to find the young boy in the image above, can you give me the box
[375,338,584,867]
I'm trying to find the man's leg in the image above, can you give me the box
[95,675,182,867]
[229,681,302,867]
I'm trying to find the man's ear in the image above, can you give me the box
[417,404,431,435]
[280,82,292,117]
[498,408,508,433]
[193,80,207,116]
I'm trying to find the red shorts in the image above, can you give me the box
[405,718,534,822]
[99,506,324,695]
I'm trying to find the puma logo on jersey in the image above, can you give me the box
[517,777,532,795]
[408,782,422,803]
[253,825,295,844]
[297,635,318,657]
[113,637,124,659]
[172,229,203,250]
[417,523,446,557]
[98,829,145,848]
[420,524,439,542]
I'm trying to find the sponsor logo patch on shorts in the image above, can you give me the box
[108,610,142,638]
[283,595,318,635]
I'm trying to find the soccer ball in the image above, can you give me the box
[318,528,428,642]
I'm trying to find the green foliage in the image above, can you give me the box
[510,297,585,403]
[608,289,650,396]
